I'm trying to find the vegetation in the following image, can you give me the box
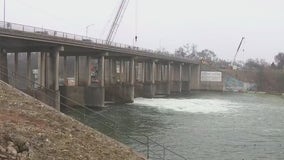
[171,43,284,93]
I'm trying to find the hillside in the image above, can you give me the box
[0,81,144,160]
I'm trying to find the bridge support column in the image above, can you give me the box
[0,49,8,83]
[109,58,113,85]
[14,52,19,87]
[86,56,91,86]
[95,55,105,107]
[190,64,200,90]
[111,59,117,84]
[142,61,145,83]
[77,56,90,86]
[155,62,169,95]
[44,46,63,110]
[105,58,134,103]
[26,52,32,89]
[128,58,135,102]
[39,52,46,87]
[63,56,67,84]
[178,64,182,93]
[75,56,79,86]
[143,61,156,98]
[167,62,171,95]
[188,65,191,92]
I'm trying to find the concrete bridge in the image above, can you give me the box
[0,21,201,110]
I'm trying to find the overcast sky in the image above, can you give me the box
[1,0,284,62]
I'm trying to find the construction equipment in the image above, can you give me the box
[106,0,130,45]
[232,37,245,69]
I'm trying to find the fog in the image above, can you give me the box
[2,0,284,62]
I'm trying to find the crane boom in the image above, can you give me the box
[106,0,129,45]
[232,37,245,65]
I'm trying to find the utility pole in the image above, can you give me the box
[86,24,95,37]
[3,0,5,28]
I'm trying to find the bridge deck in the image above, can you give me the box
[0,21,198,64]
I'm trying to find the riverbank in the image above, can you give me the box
[0,81,145,160]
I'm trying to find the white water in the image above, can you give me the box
[134,98,238,114]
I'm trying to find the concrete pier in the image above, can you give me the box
[0,49,8,83]
[143,60,156,98]
[190,64,200,90]
[26,52,32,89]
[0,25,201,109]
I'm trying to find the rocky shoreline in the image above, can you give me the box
[0,81,145,160]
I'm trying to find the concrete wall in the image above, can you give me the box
[143,83,156,98]
[155,81,168,95]
[60,86,104,107]
[105,84,134,103]
[171,81,181,93]
[190,64,200,90]
[199,80,224,91]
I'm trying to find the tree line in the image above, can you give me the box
[164,43,284,70]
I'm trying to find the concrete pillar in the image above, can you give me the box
[142,61,145,83]
[151,61,155,84]
[143,60,156,98]
[167,62,171,95]
[78,56,89,86]
[111,59,117,84]
[190,64,200,90]
[86,56,91,86]
[75,56,79,86]
[40,52,46,87]
[63,56,67,84]
[109,58,113,84]
[130,58,135,85]
[46,46,63,110]
[134,60,138,82]
[128,58,135,102]
[188,65,192,92]
[179,64,182,93]
[26,52,32,89]
[14,52,18,77]
[96,55,105,107]
[0,49,8,83]
[120,60,123,83]
[98,56,105,87]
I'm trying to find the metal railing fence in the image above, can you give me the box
[0,21,198,64]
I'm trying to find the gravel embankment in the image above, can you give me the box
[0,81,145,160]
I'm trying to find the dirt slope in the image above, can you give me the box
[0,81,145,160]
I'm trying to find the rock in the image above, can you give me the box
[0,154,8,159]
[0,145,6,153]
[6,146,17,156]
[7,134,30,152]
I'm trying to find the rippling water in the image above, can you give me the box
[62,91,284,159]
[98,92,284,160]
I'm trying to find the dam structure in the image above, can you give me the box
[0,21,201,110]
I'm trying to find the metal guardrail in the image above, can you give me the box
[0,64,188,160]
[0,21,198,64]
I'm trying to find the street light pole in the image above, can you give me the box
[86,24,95,37]
[3,0,5,28]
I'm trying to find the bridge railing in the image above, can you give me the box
[0,64,188,160]
[0,21,198,64]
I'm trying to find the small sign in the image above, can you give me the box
[201,71,222,82]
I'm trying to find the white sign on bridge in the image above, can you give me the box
[201,71,222,82]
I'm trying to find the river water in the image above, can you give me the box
[63,92,284,159]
